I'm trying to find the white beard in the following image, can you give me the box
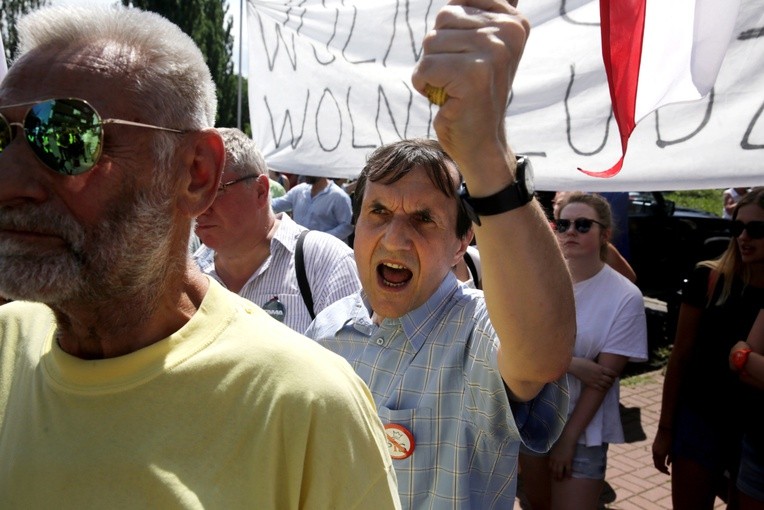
[0,175,180,314]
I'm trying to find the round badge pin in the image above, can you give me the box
[384,423,415,460]
[262,296,286,323]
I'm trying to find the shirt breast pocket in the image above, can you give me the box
[377,406,435,493]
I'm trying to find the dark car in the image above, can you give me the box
[624,192,732,355]
[626,191,732,303]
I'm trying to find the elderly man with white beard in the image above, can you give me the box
[0,5,400,509]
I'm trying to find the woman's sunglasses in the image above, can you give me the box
[555,217,606,234]
[0,98,185,176]
[731,220,764,239]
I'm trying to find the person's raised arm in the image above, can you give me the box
[411,0,575,401]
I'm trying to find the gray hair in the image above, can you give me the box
[16,5,216,131]
[218,128,268,177]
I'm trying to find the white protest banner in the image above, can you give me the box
[247,0,764,191]
[582,0,741,178]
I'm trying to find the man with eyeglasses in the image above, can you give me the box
[193,127,361,334]
[0,6,400,508]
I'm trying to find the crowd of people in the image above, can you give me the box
[0,2,762,510]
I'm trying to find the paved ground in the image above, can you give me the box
[514,368,727,509]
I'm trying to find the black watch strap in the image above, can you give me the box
[459,156,534,226]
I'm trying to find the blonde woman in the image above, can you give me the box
[653,187,764,509]
[520,192,648,509]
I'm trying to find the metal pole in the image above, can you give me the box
[237,0,244,130]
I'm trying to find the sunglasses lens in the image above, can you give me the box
[731,221,745,237]
[24,99,103,175]
[555,219,571,233]
[575,219,593,233]
[749,222,764,239]
[731,221,764,239]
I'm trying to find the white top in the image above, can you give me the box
[570,264,648,446]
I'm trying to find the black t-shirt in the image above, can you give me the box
[679,266,764,428]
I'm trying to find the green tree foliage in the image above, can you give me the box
[1,0,48,63]
[121,0,249,131]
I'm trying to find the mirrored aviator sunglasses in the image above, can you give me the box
[0,98,185,176]
[731,220,764,239]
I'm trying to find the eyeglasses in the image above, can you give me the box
[217,174,258,195]
[0,98,185,176]
[731,220,764,239]
[555,217,607,234]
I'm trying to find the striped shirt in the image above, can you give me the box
[305,273,569,509]
[194,214,361,334]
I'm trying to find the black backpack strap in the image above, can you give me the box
[463,250,480,290]
[295,230,315,320]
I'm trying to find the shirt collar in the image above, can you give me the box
[397,272,460,351]
[272,213,302,253]
[312,181,335,198]
[346,272,461,351]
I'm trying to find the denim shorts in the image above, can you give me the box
[521,443,608,480]
[570,444,609,480]
[737,435,764,502]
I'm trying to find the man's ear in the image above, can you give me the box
[451,228,474,268]
[254,174,271,207]
[177,128,225,218]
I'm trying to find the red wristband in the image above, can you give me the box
[732,348,752,374]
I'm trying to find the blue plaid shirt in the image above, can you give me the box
[306,273,568,509]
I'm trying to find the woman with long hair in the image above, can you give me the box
[519,192,648,509]
[652,187,764,509]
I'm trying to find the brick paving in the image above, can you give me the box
[514,369,726,509]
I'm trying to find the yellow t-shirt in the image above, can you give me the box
[0,279,399,509]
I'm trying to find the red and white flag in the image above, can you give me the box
[580,0,741,177]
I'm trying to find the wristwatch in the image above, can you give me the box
[459,155,535,226]
[731,347,752,374]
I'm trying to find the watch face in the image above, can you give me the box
[522,157,535,195]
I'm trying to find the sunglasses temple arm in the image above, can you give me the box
[102,119,185,134]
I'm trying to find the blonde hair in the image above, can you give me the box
[698,186,764,305]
